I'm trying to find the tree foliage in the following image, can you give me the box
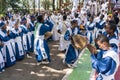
[0,0,8,13]
[41,0,52,10]
[0,0,73,14]
[0,0,30,14]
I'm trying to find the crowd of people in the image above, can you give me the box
[0,0,120,80]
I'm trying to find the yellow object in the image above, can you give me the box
[80,24,84,30]
[108,14,112,17]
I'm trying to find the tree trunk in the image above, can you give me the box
[0,0,2,13]
[27,0,30,13]
[53,0,55,10]
[45,3,46,10]
[59,0,63,10]
[38,0,40,12]
[33,0,35,13]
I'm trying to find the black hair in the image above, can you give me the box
[95,34,109,44]
[108,20,116,24]
[108,20,117,33]
[71,20,78,25]
[74,13,79,18]
[90,16,94,20]
[37,15,43,23]
[113,16,119,24]
[100,14,104,19]
[1,17,5,21]
[63,15,67,21]
[109,23,117,33]
[114,12,118,17]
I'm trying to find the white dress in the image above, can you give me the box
[72,0,79,12]
[58,21,69,51]
[51,15,60,41]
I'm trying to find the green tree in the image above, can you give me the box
[20,0,30,13]
[7,0,22,13]
[0,0,7,14]
[0,0,23,14]
[41,0,52,10]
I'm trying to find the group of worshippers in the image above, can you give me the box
[34,2,119,79]
[0,0,120,80]
[0,13,35,73]
[81,0,119,80]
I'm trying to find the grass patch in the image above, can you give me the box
[67,49,92,80]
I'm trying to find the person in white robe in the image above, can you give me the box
[71,0,79,14]
[51,12,60,41]
[58,15,70,51]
